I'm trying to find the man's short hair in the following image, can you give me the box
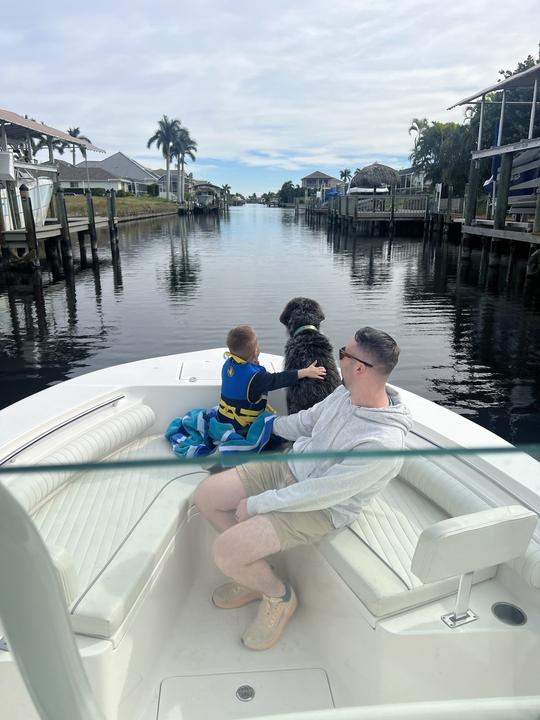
[355,327,400,377]
[227,325,258,360]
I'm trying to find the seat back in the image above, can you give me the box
[412,505,538,583]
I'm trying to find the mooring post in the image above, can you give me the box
[389,185,396,238]
[54,183,73,265]
[443,185,453,241]
[78,230,88,269]
[0,194,8,262]
[85,189,98,258]
[490,152,513,268]
[533,187,540,235]
[19,184,39,267]
[44,237,63,281]
[106,189,118,243]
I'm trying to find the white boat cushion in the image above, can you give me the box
[30,432,206,638]
[48,545,79,607]
[319,460,500,618]
[412,505,537,583]
[1,402,207,639]
[3,404,156,514]
[400,457,540,589]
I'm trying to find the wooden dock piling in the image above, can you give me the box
[85,190,98,258]
[53,184,73,266]
[19,185,39,267]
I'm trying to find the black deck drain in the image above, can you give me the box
[236,684,255,702]
[491,602,527,626]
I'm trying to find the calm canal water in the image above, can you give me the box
[1,204,539,445]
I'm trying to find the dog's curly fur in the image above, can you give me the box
[280,297,341,414]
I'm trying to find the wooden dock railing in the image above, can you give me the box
[332,193,430,219]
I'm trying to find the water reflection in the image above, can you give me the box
[1,208,539,445]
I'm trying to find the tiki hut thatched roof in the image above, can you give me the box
[350,162,400,189]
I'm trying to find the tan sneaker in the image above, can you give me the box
[212,582,263,609]
[241,586,298,651]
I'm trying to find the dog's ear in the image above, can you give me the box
[311,300,325,323]
[280,298,299,326]
[302,298,325,323]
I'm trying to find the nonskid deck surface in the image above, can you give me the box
[136,513,540,720]
[136,523,379,720]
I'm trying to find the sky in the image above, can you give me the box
[2,1,539,195]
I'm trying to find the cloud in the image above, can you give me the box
[3,0,539,193]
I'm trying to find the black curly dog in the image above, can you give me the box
[280,297,341,414]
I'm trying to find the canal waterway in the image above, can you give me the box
[1,204,539,445]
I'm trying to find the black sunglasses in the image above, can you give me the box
[339,346,374,368]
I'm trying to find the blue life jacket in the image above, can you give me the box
[217,353,267,432]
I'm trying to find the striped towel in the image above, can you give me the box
[165,408,276,464]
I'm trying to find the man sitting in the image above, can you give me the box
[194,327,412,650]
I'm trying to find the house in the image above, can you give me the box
[398,167,429,192]
[77,152,160,195]
[43,159,131,193]
[157,174,201,199]
[301,171,342,191]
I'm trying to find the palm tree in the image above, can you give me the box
[221,184,231,205]
[147,116,181,201]
[68,127,92,165]
[340,168,352,192]
[171,126,197,204]
[408,117,430,150]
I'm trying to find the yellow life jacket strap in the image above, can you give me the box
[224,351,248,364]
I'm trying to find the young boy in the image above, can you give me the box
[217,325,326,433]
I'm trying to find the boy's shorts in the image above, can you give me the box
[236,461,335,551]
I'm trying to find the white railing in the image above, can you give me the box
[354,194,429,216]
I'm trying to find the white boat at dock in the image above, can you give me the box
[0,349,539,719]
[0,171,54,232]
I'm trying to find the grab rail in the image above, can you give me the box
[0,395,126,466]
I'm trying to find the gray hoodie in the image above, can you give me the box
[246,384,413,528]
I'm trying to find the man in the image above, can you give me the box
[194,327,412,651]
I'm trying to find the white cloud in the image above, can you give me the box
[3,0,539,192]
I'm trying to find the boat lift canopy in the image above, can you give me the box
[0,108,105,153]
[448,63,540,109]
[448,63,540,159]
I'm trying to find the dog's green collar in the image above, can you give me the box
[293,325,319,338]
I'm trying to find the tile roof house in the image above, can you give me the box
[301,171,342,190]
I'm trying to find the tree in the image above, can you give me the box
[147,116,181,201]
[221,184,231,204]
[171,126,197,204]
[67,127,92,166]
[408,118,429,150]
[410,121,474,194]
[277,180,304,203]
[340,168,352,191]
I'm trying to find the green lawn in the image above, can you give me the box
[64,195,178,218]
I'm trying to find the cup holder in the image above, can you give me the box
[491,602,527,626]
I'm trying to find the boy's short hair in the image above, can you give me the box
[227,325,258,360]
[354,326,400,377]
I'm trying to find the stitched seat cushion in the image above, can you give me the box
[31,433,206,638]
[4,405,156,514]
[319,467,497,619]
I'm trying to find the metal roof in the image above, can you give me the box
[0,108,105,152]
[448,63,540,109]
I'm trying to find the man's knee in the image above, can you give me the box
[193,478,211,512]
[212,532,237,575]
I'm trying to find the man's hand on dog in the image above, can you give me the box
[298,361,327,381]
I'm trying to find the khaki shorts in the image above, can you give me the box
[237,461,335,551]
